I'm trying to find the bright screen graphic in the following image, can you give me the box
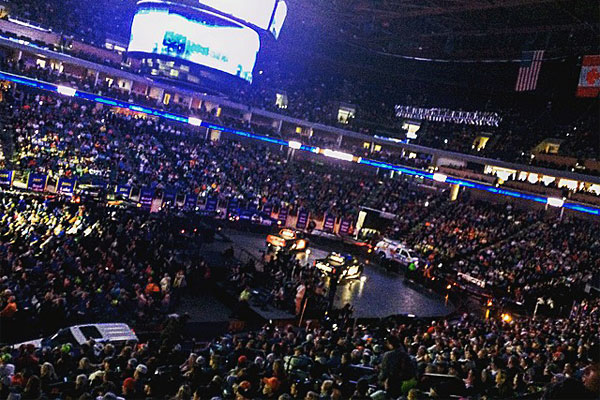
[268,0,287,39]
[128,7,260,82]
[197,0,278,30]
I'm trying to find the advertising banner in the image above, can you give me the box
[57,177,76,195]
[296,209,309,229]
[162,190,176,207]
[205,197,218,212]
[139,188,154,209]
[338,217,353,235]
[184,194,198,209]
[278,206,289,224]
[90,179,108,189]
[228,197,239,212]
[115,185,131,198]
[0,170,13,186]
[323,214,335,232]
[28,174,47,192]
[263,203,273,216]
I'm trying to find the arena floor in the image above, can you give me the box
[212,230,454,319]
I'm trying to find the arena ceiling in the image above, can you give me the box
[288,0,599,60]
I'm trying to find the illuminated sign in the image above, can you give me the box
[116,185,132,198]
[322,149,354,162]
[288,140,302,149]
[129,7,260,82]
[162,190,176,206]
[339,218,352,235]
[395,105,501,127]
[458,272,486,288]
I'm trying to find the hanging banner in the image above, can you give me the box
[577,55,600,97]
[162,190,176,207]
[28,173,48,192]
[184,194,198,209]
[0,170,13,186]
[205,197,218,212]
[263,203,273,216]
[323,214,336,232]
[278,206,289,224]
[115,185,131,198]
[296,209,309,229]
[139,188,154,209]
[338,217,353,235]
[57,177,76,195]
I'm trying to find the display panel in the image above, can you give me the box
[128,6,260,82]
[198,0,277,30]
[268,1,287,39]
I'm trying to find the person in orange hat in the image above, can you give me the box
[236,380,252,399]
[262,376,280,398]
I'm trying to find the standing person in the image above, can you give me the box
[172,270,187,305]
[295,283,306,315]
[378,336,416,398]
[327,277,338,313]
[160,273,172,294]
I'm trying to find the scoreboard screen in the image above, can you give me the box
[128,6,260,82]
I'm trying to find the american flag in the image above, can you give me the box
[515,50,545,92]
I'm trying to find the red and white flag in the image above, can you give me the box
[576,55,600,98]
[515,50,544,92]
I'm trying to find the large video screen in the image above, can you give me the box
[128,7,260,82]
[198,0,277,30]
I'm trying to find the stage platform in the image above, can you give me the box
[192,230,454,321]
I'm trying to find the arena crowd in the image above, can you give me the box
[0,5,595,399]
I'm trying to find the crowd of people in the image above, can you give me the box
[0,192,211,344]
[0,10,595,398]
[229,249,333,319]
[454,217,600,312]
[0,176,595,400]
[0,82,425,218]
[3,0,136,46]
[0,80,597,309]
[0,297,597,399]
